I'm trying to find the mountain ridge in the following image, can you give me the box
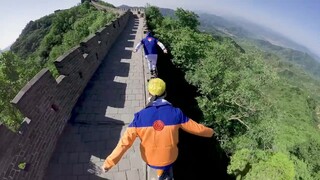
[222,15,320,60]
[141,5,320,62]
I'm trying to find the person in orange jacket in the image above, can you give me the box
[101,78,214,180]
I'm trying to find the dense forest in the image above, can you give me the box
[0,1,118,130]
[198,13,320,79]
[145,5,320,179]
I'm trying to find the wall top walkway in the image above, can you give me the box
[44,12,150,180]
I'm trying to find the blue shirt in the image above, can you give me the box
[141,33,159,55]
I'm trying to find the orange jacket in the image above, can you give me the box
[103,99,214,169]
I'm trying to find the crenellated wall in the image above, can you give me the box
[118,7,145,18]
[0,10,132,180]
[118,7,145,12]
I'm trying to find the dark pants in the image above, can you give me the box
[158,166,173,180]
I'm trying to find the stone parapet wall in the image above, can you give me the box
[0,10,132,180]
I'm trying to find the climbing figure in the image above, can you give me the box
[101,78,215,180]
[133,31,167,77]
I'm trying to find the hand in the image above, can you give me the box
[163,49,168,54]
[101,165,109,173]
[132,49,137,53]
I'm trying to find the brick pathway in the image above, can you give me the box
[44,13,148,180]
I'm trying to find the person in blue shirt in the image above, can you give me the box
[133,31,167,75]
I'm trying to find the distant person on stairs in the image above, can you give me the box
[101,78,215,180]
[133,31,167,76]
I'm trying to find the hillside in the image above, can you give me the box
[155,7,320,64]
[10,14,55,57]
[236,38,320,78]
[198,13,319,58]
[146,5,320,179]
[0,46,10,54]
[195,12,320,79]
[198,13,251,38]
[0,1,118,130]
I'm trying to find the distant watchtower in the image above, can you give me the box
[81,0,94,3]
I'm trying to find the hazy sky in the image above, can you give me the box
[0,0,319,56]
[0,0,80,50]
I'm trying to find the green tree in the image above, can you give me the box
[145,4,164,30]
[228,150,296,180]
[170,28,210,70]
[175,8,200,30]
[0,52,24,130]
[291,138,320,177]
[227,149,269,179]
[245,152,295,180]
[135,5,320,178]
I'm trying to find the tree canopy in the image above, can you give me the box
[146,5,320,179]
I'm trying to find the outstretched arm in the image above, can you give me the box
[133,42,143,52]
[102,127,137,171]
[157,41,167,53]
[180,119,214,137]
[177,108,214,137]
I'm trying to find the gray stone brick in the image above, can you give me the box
[79,152,90,163]
[121,114,134,123]
[108,164,119,172]
[135,94,143,100]
[78,175,90,180]
[58,153,69,164]
[113,172,127,180]
[42,13,147,180]
[105,107,119,114]
[61,164,73,175]
[73,164,84,175]
[90,155,101,163]
[69,153,79,163]
[130,154,144,169]
[60,175,78,180]
[98,172,113,179]
[119,158,131,171]
[126,170,140,180]
[83,132,100,142]
[126,94,135,100]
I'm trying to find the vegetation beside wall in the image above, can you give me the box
[146,5,320,179]
[0,1,118,130]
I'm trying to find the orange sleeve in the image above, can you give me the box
[103,127,137,169]
[180,119,214,137]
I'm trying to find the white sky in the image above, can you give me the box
[0,0,80,50]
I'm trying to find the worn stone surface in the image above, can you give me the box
[0,10,132,180]
[44,13,148,180]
